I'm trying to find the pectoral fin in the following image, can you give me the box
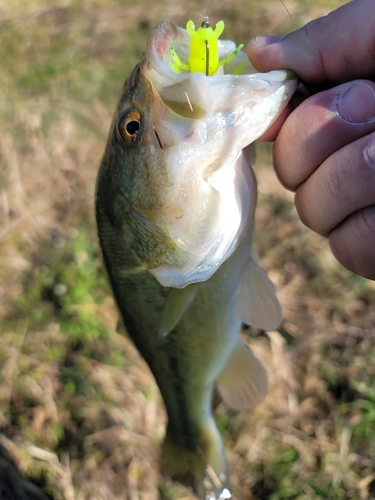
[216,339,268,411]
[237,249,282,331]
[158,283,200,337]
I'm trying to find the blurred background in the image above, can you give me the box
[1,0,375,499]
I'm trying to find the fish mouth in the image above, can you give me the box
[147,20,294,78]
[144,21,297,120]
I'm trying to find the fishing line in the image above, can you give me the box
[193,0,215,22]
[193,0,216,76]
[278,0,294,25]
[205,0,215,18]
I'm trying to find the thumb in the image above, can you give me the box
[247,0,375,86]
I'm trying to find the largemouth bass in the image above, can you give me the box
[96,20,297,499]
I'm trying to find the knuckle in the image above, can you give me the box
[329,206,375,279]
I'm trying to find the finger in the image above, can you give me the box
[329,205,375,280]
[273,80,375,190]
[247,0,375,85]
[257,102,291,142]
[257,86,310,142]
[294,133,375,237]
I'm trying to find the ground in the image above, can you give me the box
[1,0,375,499]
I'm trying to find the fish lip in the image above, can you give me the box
[150,21,178,59]
[254,69,297,82]
[146,21,189,79]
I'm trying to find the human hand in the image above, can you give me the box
[247,0,375,280]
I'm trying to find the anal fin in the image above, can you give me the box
[216,338,268,411]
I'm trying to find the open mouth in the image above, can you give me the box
[144,21,256,120]
[144,21,298,120]
[146,20,252,78]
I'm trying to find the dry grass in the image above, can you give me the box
[2,0,374,499]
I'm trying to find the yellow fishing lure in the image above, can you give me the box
[171,19,244,76]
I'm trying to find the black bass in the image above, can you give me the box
[96,20,297,499]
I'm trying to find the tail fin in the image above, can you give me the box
[161,420,231,499]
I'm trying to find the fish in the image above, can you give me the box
[95,20,298,500]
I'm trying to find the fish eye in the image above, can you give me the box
[119,110,142,143]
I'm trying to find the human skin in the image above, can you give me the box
[247,0,375,280]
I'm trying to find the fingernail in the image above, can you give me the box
[252,35,283,47]
[364,136,375,168]
[337,83,375,124]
